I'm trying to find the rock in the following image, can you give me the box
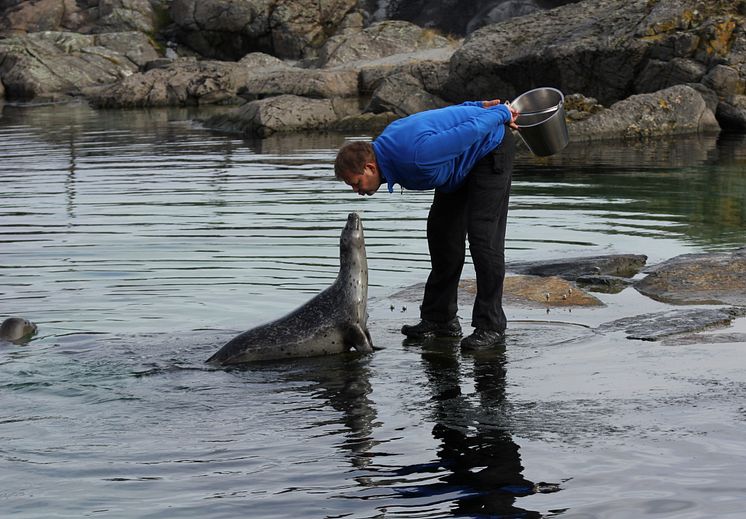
[238,67,359,100]
[568,85,720,142]
[356,46,456,95]
[0,0,159,35]
[90,57,250,107]
[389,275,602,308]
[662,332,746,346]
[443,0,746,107]
[0,31,159,100]
[365,72,448,116]
[634,249,746,305]
[634,58,707,94]
[575,275,634,294]
[702,64,745,98]
[507,254,647,281]
[331,111,399,133]
[317,20,455,68]
[597,307,746,341]
[169,0,358,60]
[202,94,360,137]
[716,94,746,130]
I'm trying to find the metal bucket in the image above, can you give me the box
[511,87,568,157]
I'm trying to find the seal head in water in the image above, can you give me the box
[0,317,38,343]
[207,212,373,365]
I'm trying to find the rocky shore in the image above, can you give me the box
[1,0,745,140]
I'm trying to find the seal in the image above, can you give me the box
[207,212,373,365]
[0,317,38,343]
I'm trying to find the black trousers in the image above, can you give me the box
[420,131,515,332]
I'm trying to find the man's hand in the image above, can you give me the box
[482,99,520,130]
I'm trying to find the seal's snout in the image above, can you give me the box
[346,212,362,231]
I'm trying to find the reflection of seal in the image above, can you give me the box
[0,317,38,342]
[207,212,373,365]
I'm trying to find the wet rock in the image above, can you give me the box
[331,111,399,133]
[389,275,602,308]
[0,31,159,100]
[662,332,746,346]
[634,249,746,305]
[507,254,647,281]
[478,276,602,308]
[597,307,746,341]
[569,85,720,142]
[317,20,455,68]
[169,0,358,60]
[365,72,448,116]
[202,94,360,137]
[575,275,634,294]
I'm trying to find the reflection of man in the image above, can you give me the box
[335,100,518,349]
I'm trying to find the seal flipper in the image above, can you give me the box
[344,323,374,353]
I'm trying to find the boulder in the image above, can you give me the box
[202,94,360,137]
[443,0,746,106]
[169,0,357,60]
[317,20,455,68]
[365,72,448,116]
[90,57,251,107]
[356,47,456,95]
[237,67,359,100]
[597,307,746,341]
[0,31,159,100]
[0,0,160,35]
[716,94,746,130]
[634,249,746,305]
[568,85,720,142]
[506,254,647,281]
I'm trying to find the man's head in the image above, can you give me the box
[334,141,383,196]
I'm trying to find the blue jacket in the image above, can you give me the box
[372,101,512,193]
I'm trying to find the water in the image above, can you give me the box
[1,101,746,518]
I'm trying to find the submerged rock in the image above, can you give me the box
[507,254,647,281]
[597,307,746,341]
[635,248,746,305]
[575,275,634,294]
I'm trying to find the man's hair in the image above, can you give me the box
[334,141,374,180]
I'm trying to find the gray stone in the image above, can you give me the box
[365,72,448,116]
[0,31,158,100]
[569,85,720,142]
[635,249,746,305]
[317,20,455,68]
[702,64,745,97]
[356,47,456,95]
[169,0,357,60]
[507,254,648,281]
[597,307,746,341]
[237,68,359,100]
[575,275,634,294]
[634,58,707,94]
[202,94,361,137]
[716,94,746,131]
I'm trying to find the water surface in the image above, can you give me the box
[1,102,746,518]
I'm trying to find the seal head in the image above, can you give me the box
[1,317,38,343]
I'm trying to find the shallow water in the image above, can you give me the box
[1,102,746,518]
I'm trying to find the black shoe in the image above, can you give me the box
[460,328,505,350]
[401,318,462,338]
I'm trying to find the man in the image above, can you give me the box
[335,99,518,349]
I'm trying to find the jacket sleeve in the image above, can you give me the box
[414,105,511,167]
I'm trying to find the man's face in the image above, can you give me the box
[343,163,381,196]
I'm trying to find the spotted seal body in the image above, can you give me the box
[207,212,373,365]
[0,317,38,343]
